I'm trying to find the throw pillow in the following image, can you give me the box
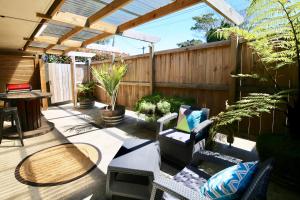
[176,107,203,133]
[200,161,258,200]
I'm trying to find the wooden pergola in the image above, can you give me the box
[23,0,244,55]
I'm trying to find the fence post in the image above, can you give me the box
[38,57,48,110]
[70,56,77,107]
[149,43,155,94]
[228,34,239,104]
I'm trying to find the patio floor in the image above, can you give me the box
[0,102,299,200]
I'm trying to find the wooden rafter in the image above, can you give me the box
[41,0,131,52]
[83,0,202,47]
[87,0,132,26]
[23,0,66,51]
[36,12,118,34]
[118,0,202,32]
[204,0,244,25]
[24,36,82,48]
[26,47,63,55]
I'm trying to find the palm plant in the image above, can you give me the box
[211,0,300,140]
[92,62,127,111]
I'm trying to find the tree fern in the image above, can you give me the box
[211,0,300,141]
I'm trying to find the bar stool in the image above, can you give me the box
[0,107,24,146]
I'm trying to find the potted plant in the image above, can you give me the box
[92,62,127,126]
[77,82,95,109]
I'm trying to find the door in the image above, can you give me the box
[48,63,72,104]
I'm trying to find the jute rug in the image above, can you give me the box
[15,143,101,186]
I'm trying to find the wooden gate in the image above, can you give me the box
[47,63,72,104]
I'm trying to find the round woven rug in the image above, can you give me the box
[15,143,101,186]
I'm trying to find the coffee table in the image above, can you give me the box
[106,138,161,200]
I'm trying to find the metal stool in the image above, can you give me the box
[0,107,24,146]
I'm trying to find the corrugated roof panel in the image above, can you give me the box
[71,30,100,41]
[61,0,105,17]
[101,0,174,25]
[42,23,73,38]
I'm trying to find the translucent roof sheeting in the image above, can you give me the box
[28,0,195,52]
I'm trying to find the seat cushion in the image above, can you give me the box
[200,161,258,200]
[159,129,191,144]
[163,166,208,200]
[176,107,203,133]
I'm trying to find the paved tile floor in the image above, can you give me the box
[0,102,299,200]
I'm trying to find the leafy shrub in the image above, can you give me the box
[77,82,95,101]
[135,93,195,122]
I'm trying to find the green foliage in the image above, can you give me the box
[177,39,202,48]
[211,0,300,141]
[157,100,171,114]
[191,13,233,43]
[206,21,232,42]
[92,62,127,111]
[77,82,95,101]
[44,54,71,64]
[75,56,89,63]
[177,13,233,47]
[135,93,195,122]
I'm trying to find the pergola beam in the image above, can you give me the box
[26,47,64,55]
[118,0,202,32]
[23,0,66,51]
[87,0,132,26]
[24,36,82,48]
[82,0,201,47]
[204,0,244,25]
[36,12,118,34]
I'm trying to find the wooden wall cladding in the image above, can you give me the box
[0,55,40,92]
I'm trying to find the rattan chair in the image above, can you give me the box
[157,105,213,166]
[151,151,274,200]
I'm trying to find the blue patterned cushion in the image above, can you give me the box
[200,161,258,200]
[176,107,203,133]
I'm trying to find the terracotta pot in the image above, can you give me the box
[100,105,125,126]
[79,99,95,109]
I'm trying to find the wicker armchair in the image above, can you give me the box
[150,151,274,200]
[157,105,213,166]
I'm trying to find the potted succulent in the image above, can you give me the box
[77,82,96,109]
[92,62,127,126]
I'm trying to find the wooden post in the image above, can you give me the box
[228,34,239,104]
[70,56,77,107]
[39,58,48,110]
[149,43,155,94]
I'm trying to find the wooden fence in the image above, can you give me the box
[91,38,298,140]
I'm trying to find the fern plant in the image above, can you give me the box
[211,0,300,141]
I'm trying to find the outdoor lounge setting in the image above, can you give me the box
[0,0,300,200]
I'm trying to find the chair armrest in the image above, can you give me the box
[156,113,178,133]
[191,150,242,168]
[190,119,213,142]
[192,119,213,134]
[151,176,209,200]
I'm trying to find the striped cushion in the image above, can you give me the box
[200,161,258,200]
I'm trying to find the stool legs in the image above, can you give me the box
[0,114,3,144]
[13,112,23,146]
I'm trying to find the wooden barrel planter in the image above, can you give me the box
[100,105,125,126]
[79,99,95,109]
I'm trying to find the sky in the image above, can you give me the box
[111,0,250,55]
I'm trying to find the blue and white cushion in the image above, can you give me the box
[200,161,258,200]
